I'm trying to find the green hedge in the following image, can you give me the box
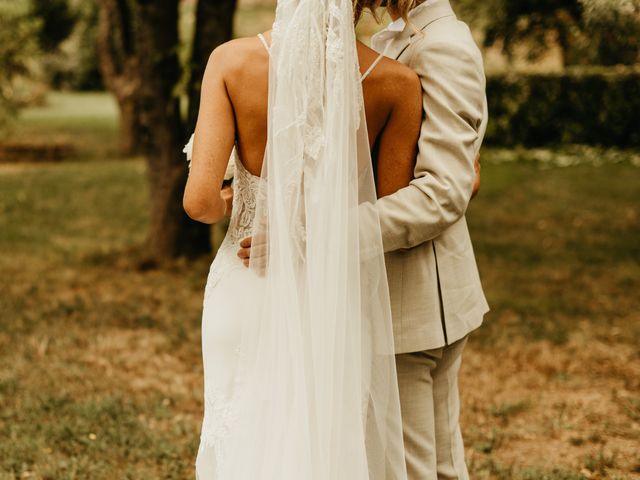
[485,67,640,147]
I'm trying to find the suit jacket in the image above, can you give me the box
[373,0,489,353]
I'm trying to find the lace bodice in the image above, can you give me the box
[204,149,261,293]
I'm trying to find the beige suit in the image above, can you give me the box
[372,1,489,479]
[375,0,489,355]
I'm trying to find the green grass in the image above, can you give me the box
[0,159,147,258]
[468,156,640,346]
[6,92,119,159]
[1,393,197,479]
[1,93,639,478]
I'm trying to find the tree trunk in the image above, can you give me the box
[118,97,144,155]
[96,0,237,260]
[97,0,213,259]
[96,0,144,156]
[133,0,211,259]
[187,0,237,132]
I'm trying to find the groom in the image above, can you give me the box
[368,0,489,478]
[238,0,488,478]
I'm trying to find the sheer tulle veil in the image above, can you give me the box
[219,0,408,478]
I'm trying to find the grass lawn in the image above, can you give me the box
[1,93,639,479]
[6,93,119,161]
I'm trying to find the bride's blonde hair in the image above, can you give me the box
[353,0,421,23]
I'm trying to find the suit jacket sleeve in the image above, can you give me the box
[375,39,487,252]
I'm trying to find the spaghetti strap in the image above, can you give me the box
[257,33,270,55]
[360,52,385,82]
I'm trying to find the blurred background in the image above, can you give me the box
[0,0,638,478]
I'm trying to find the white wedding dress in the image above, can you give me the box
[188,2,406,479]
[194,36,388,478]
[195,151,263,478]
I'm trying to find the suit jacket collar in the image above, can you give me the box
[385,0,456,60]
[411,0,455,32]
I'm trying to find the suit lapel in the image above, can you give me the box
[386,32,412,60]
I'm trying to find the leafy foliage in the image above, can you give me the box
[0,0,98,130]
[454,0,640,66]
[579,0,640,65]
[486,67,640,147]
[0,0,42,131]
[482,0,582,64]
[30,0,77,52]
[47,1,103,90]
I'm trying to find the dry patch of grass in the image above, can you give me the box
[0,248,209,479]
[463,338,640,479]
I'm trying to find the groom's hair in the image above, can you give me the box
[354,0,421,23]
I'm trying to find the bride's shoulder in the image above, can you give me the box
[379,57,418,83]
[206,36,268,75]
[358,42,417,86]
[366,54,419,96]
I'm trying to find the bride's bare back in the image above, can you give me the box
[184,32,421,224]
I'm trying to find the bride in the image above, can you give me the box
[184,0,421,478]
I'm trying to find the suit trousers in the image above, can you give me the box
[395,336,469,480]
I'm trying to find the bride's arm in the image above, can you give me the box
[183,46,236,224]
[375,71,422,198]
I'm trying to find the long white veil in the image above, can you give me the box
[220,1,407,478]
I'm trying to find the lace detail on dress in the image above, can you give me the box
[326,1,363,129]
[226,155,259,244]
[204,150,261,296]
[200,393,234,468]
[199,344,244,476]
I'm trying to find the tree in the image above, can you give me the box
[67,2,103,90]
[96,0,145,156]
[580,0,640,65]
[0,0,80,131]
[30,0,77,52]
[31,1,103,90]
[187,1,237,131]
[0,1,41,132]
[469,0,640,66]
[96,0,237,259]
[482,0,582,66]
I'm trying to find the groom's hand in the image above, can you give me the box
[238,236,268,274]
[237,236,253,267]
[471,153,481,199]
